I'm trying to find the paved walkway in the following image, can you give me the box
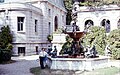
[0,55,120,75]
[0,55,39,75]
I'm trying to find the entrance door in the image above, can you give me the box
[18,47,25,56]
[36,46,38,55]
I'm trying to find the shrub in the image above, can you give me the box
[0,49,11,63]
[47,34,53,42]
[0,25,13,62]
[59,35,73,55]
[107,29,120,59]
[82,26,106,55]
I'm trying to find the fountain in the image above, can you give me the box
[47,1,110,71]
[63,23,85,58]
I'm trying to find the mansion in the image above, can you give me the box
[0,0,66,55]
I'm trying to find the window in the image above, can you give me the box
[62,15,64,22]
[54,16,58,31]
[48,9,51,17]
[17,17,24,31]
[18,47,25,56]
[48,22,51,34]
[84,20,94,30]
[117,19,120,29]
[101,19,110,33]
[35,19,38,32]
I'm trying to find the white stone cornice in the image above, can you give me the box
[78,5,120,12]
[0,3,43,15]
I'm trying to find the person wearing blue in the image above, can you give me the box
[39,48,48,69]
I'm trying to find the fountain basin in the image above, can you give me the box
[65,31,84,41]
[48,56,110,71]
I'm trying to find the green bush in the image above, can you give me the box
[82,26,106,55]
[59,35,72,55]
[0,49,11,63]
[0,50,2,62]
[47,34,53,42]
[0,25,13,63]
[107,29,120,59]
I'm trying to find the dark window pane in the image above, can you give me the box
[21,24,23,31]
[18,23,20,31]
[17,17,24,31]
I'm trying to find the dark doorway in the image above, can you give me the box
[36,46,38,55]
[18,47,25,56]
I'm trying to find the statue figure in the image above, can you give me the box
[105,45,111,56]
[51,46,57,58]
[47,46,52,55]
[84,45,98,58]
[84,45,91,58]
[89,45,98,58]
[72,22,80,32]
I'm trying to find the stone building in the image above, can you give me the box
[72,1,120,32]
[0,0,66,55]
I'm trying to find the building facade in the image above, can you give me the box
[0,0,66,55]
[72,1,120,32]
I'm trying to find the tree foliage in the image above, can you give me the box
[82,26,106,55]
[80,0,120,6]
[0,25,13,49]
[63,0,73,25]
[0,25,13,62]
[107,29,120,59]
[64,0,73,11]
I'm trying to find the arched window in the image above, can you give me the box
[101,19,110,33]
[84,20,94,30]
[117,19,120,29]
[54,16,58,31]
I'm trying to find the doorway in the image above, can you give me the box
[36,46,38,55]
[18,47,25,56]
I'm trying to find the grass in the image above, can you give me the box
[80,67,120,75]
[30,67,41,75]
[30,67,120,75]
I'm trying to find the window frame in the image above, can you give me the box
[17,17,25,32]
[35,19,38,32]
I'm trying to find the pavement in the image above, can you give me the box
[0,55,120,75]
[0,55,39,75]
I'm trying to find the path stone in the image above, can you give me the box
[0,55,39,75]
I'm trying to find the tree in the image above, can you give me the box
[0,25,13,49]
[79,0,120,6]
[64,0,73,25]
[107,29,120,59]
[82,26,106,55]
[0,25,13,62]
